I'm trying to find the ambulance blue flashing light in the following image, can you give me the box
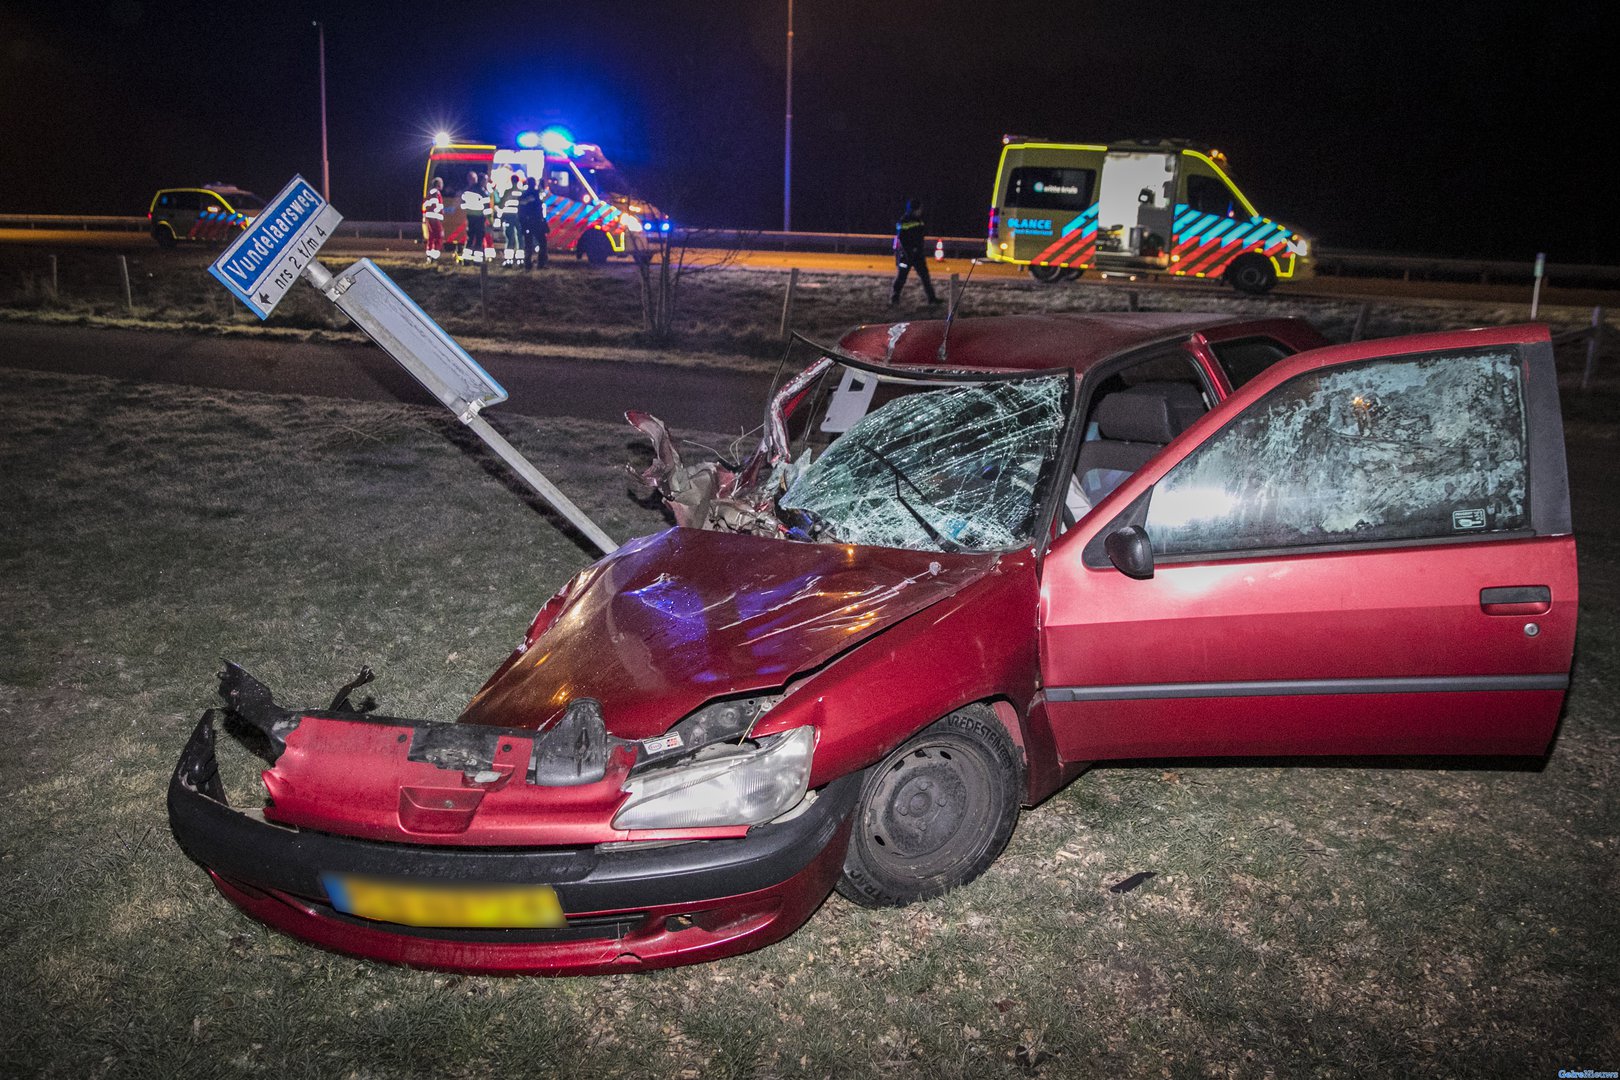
[538,127,574,154]
[516,130,542,149]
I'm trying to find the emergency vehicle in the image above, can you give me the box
[148,185,264,248]
[987,138,1313,295]
[423,136,666,264]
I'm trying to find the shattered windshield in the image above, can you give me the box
[778,374,1070,552]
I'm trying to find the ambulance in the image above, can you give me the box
[423,133,667,264]
[987,138,1313,294]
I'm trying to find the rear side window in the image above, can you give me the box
[1209,336,1292,389]
[163,191,201,211]
[1145,350,1528,555]
[1007,167,1096,211]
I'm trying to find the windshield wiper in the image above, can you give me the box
[860,444,964,553]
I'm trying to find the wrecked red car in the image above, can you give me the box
[169,313,1577,975]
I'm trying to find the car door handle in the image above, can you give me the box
[1480,585,1552,616]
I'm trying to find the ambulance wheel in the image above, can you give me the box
[1028,264,1064,284]
[580,231,611,265]
[1060,267,1085,281]
[152,225,177,249]
[1227,255,1276,295]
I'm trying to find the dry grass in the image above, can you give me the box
[0,292,1617,1078]
[4,244,1616,375]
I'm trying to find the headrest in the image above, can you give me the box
[1095,383,1205,443]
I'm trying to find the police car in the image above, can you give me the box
[149,185,265,248]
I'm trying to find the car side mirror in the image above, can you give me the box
[1104,526,1154,579]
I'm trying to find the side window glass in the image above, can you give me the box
[1145,351,1528,555]
[1185,174,1238,217]
[1209,336,1292,389]
[1007,167,1097,211]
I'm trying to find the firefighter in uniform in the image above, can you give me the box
[889,199,941,306]
[518,176,549,270]
[421,177,445,264]
[481,173,498,267]
[499,172,524,267]
[459,172,488,265]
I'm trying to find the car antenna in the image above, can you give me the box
[936,258,983,364]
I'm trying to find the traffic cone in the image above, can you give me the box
[934,239,945,261]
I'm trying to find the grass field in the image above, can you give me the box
[1,306,1617,1077]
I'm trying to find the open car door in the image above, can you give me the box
[1039,325,1576,761]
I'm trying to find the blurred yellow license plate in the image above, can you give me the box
[321,873,566,928]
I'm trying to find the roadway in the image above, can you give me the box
[0,322,777,435]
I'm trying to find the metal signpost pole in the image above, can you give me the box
[1530,252,1545,319]
[315,22,331,202]
[211,176,618,557]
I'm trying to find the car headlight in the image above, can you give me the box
[621,213,642,233]
[612,726,814,830]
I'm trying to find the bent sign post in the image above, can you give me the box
[207,176,617,556]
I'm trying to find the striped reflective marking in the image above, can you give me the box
[1046,673,1569,703]
[1032,207,1097,265]
[1170,204,1296,277]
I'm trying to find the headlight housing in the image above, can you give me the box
[620,213,642,233]
[612,726,815,830]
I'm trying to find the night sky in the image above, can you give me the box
[1,1,1605,261]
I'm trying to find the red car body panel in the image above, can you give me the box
[748,548,1044,791]
[458,528,997,737]
[205,804,853,975]
[835,312,1277,373]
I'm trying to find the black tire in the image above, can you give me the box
[580,231,611,265]
[1226,254,1277,295]
[1028,263,1063,284]
[837,705,1022,908]
[1059,267,1085,281]
[152,224,177,249]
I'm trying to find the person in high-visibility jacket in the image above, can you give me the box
[421,177,446,264]
[499,173,524,267]
[459,172,488,265]
[481,174,498,267]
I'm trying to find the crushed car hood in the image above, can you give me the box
[460,528,997,739]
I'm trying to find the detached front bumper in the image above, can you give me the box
[168,711,859,975]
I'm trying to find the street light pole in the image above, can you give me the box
[783,0,793,233]
[315,21,331,201]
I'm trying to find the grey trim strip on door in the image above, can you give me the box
[1046,673,1570,703]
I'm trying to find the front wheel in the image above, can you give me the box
[837,706,1023,908]
[1028,263,1064,284]
[1226,254,1277,295]
[152,224,177,249]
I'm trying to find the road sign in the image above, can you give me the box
[315,258,508,418]
[209,175,342,319]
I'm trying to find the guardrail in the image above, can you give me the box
[5,213,1619,288]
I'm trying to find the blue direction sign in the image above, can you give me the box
[209,175,343,319]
